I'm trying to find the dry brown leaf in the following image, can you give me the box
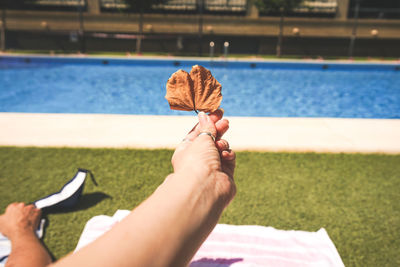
[165,65,222,113]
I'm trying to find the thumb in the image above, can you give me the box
[198,112,217,140]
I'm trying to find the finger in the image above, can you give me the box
[215,119,229,140]
[221,150,236,179]
[222,149,235,161]
[6,202,20,213]
[26,204,37,213]
[25,204,41,216]
[185,127,200,142]
[31,209,42,229]
[34,208,42,221]
[35,208,42,217]
[187,121,199,136]
[9,202,20,208]
[216,139,229,153]
[186,109,223,138]
[198,112,217,141]
[209,108,224,123]
[174,110,223,169]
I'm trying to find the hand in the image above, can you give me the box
[0,202,41,241]
[171,110,236,206]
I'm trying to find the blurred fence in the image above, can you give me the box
[257,0,338,17]
[0,0,84,9]
[2,0,400,19]
[101,0,247,13]
[1,0,336,15]
[349,7,400,19]
[34,0,85,7]
[295,0,337,14]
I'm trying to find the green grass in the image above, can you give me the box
[1,147,399,266]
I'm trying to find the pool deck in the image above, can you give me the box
[1,113,399,154]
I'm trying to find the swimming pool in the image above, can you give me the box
[0,55,399,118]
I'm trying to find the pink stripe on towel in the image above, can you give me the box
[74,211,344,267]
[195,243,331,263]
[205,231,333,250]
[190,224,344,267]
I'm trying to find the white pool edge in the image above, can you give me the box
[1,113,399,154]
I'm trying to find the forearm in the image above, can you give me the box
[53,172,226,267]
[6,232,52,267]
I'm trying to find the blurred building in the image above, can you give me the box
[1,0,400,57]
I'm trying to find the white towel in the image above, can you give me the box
[74,210,345,267]
[74,210,130,252]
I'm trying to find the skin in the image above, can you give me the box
[0,203,52,267]
[0,110,236,267]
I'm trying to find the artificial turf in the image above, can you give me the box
[0,147,399,266]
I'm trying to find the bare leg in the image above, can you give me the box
[0,203,52,267]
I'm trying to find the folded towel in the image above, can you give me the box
[74,210,345,267]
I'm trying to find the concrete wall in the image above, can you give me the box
[3,9,400,57]
[5,10,400,38]
[6,30,400,57]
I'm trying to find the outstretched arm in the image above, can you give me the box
[53,110,236,267]
[0,203,52,267]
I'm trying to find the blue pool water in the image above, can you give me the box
[0,56,399,118]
